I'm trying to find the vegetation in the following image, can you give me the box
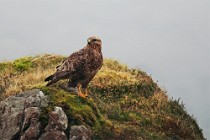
[0,54,205,139]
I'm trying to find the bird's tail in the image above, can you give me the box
[45,75,54,82]
[45,76,59,86]
[45,71,71,86]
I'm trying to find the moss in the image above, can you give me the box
[0,54,205,139]
[39,107,51,133]
[0,63,9,73]
[13,57,33,72]
[39,86,107,137]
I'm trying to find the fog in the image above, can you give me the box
[0,0,209,138]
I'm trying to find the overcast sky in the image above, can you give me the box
[0,0,209,138]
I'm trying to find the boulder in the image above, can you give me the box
[69,125,92,140]
[0,89,48,140]
[39,106,68,140]
[0,89,93,140]
[20,107,40,140]
[0,95,25,140]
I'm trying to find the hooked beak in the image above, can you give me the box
[88,39,91,44]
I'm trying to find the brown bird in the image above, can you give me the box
[45,36,103,98]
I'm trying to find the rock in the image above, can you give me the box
[0,95,25,140]
[0,89,49,140]
[24,89,49,108]
[69,125,92,140]
[20,107,40,140]
[39,130,67,140]
[45,106,68,131]
[0,89,93,140]
[39,106,68,140]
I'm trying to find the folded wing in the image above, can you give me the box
[45,50,85,86]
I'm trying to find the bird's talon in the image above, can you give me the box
[78,93,87,98]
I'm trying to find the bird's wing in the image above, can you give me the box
[45,48,87,86]
[56,49,86,73]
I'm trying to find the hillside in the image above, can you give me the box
[0,54,204,139]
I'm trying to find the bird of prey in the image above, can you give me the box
[45,36,103,98]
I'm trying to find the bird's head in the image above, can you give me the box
[87,36,102,46]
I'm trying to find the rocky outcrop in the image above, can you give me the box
[20,107,41,140]
[0,89,92,140]
[39,107,68,140]
[0,89,48,140]
[69,125,92,140]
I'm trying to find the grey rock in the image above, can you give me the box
[39,91,49,107]
[39,130,67,140]
[24,89,49,108]
[0,95,25,140]
[45,106,68,131]
[40,106,68,140]
[69,125,92,140]
[0,89,49,140]
[20,107,40,140]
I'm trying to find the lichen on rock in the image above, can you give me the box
[20,107,40,140]
[0,89,93,140]
[69,125,92,140]
[40,106,68,140]
[0,89,49,140]
[0,55,205,140]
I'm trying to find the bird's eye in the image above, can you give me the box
[93,39,97,42]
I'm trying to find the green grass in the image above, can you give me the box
[0,54,205,140]
[38,85,109,139]
[13,57,33,72]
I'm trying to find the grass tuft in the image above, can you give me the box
[0,54,205,139]
[13,57,33,72]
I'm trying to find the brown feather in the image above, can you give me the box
[45,36,103,88]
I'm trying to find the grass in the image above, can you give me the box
[0,54,205,139]
[0,54,63,97]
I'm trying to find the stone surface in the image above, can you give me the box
[20,107,40,140]
[40,106,68,140]
[0,95,25,140]
[0,89,49,140]
[24,89,49,108]
[39,130,67,140]
[69,125,92,140]
[45,106,68,131]
[0,89,93,140]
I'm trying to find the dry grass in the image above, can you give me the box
[0,55,149,98]
[0,54,204,139]
[0,54,64,98]
[3,68,54,97]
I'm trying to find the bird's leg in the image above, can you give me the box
[77,83,87,98]
[84,88,88,97]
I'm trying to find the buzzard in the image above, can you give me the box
[45,36,103,98]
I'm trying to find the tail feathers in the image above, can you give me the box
[45,71,71,86]
[44,74,60,86]
[45,75,54,82]
[46,81,53,86]
[46,77,60,86]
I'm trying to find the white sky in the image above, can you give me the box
[0,0,209,138]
